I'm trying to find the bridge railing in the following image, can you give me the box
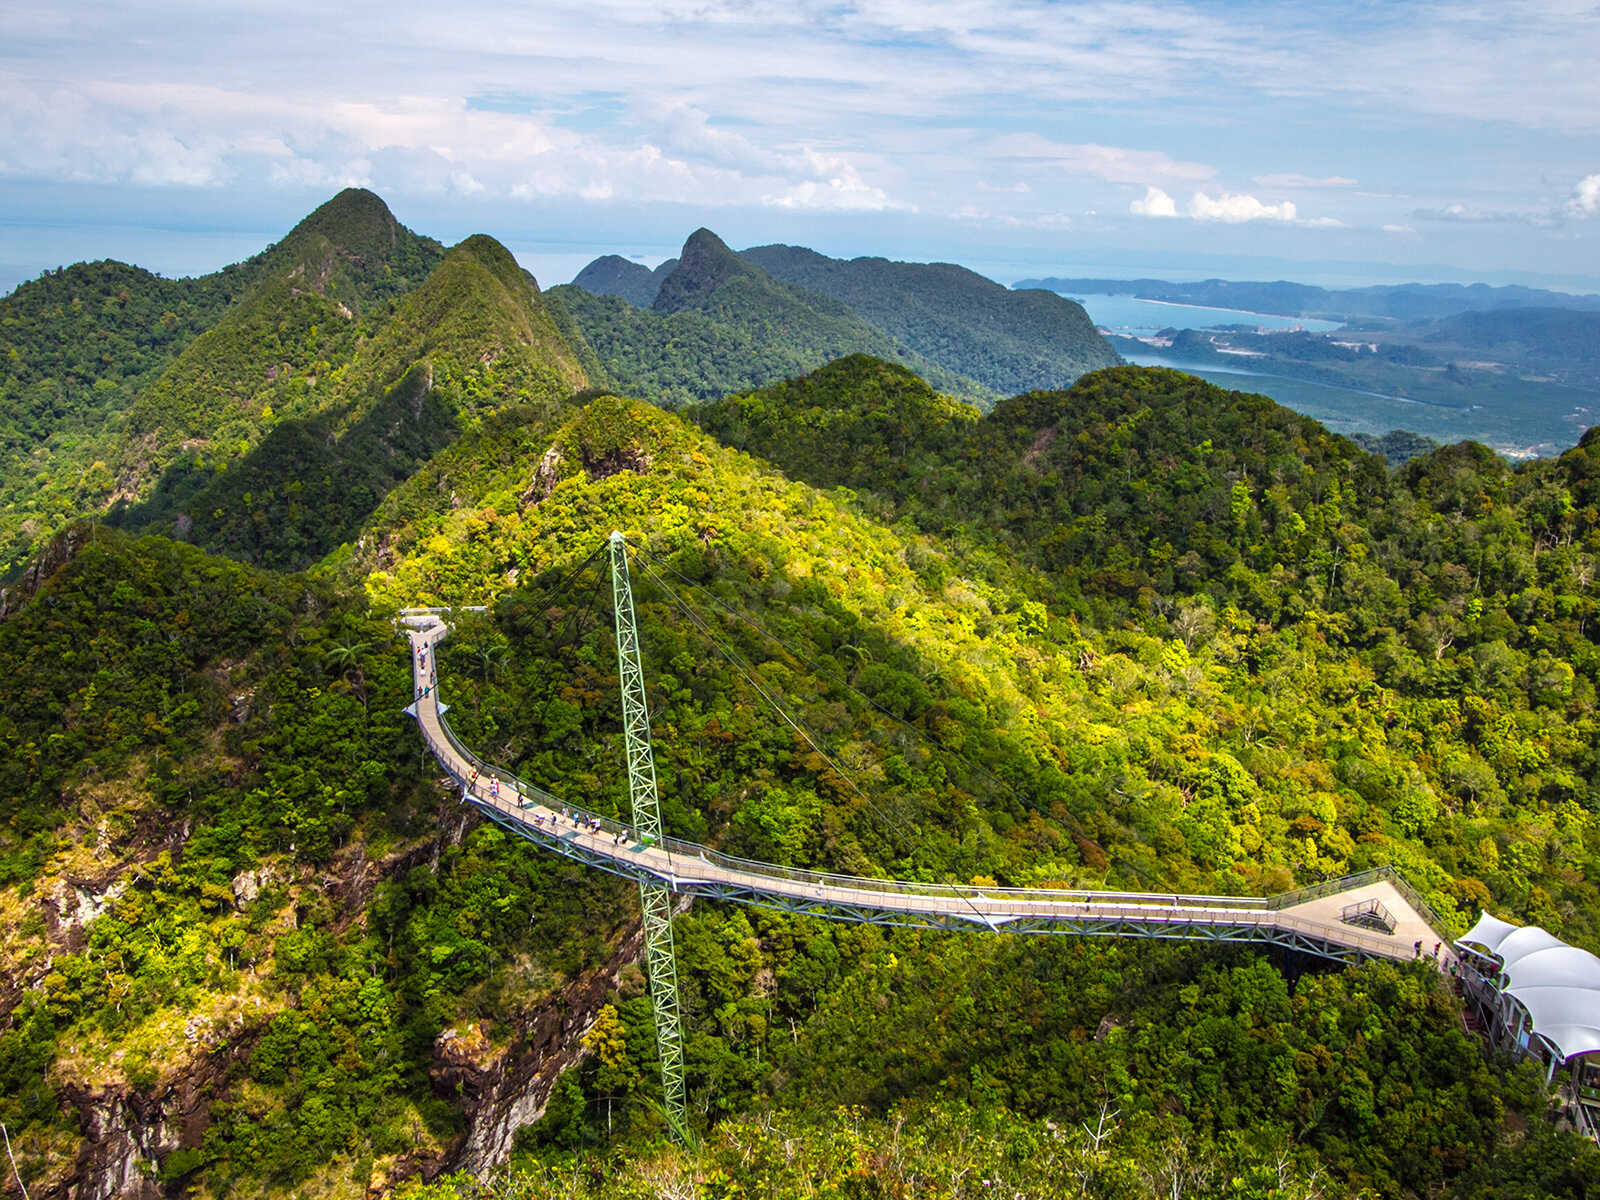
[1267,865,1452,937]
[409,622,1445,948]
[421,691,1273,911]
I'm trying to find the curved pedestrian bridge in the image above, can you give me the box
[402,611,1453,968]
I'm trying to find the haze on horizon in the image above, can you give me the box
[2,0,1598,295]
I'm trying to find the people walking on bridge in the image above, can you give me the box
[490,775,499,799]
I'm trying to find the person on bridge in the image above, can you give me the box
[490,776,500,799]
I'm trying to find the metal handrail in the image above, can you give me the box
[406,617,1439,958]
[1267,864,1451,938]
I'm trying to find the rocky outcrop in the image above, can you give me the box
[0,524,90,620]
[55,1042,248,1200]
[432,920,647,1175]
[519,445,565,510]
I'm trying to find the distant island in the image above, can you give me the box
[1013,276,1600,323]
[1024,277,1600,456]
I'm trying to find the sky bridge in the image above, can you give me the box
[398,533,1455,1139]
[402,610,1450,965]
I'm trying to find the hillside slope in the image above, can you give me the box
[6,365,1600,1196]
[741,242,1119,394]
[117,190,444,498]
[0,189,445,579]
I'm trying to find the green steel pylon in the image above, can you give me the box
[607,530,688,1142]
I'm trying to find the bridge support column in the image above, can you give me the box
[608,531,689,1142]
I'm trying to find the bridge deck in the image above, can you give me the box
[403,616,1453,968]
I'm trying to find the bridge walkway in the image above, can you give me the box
[402,614,1453,968]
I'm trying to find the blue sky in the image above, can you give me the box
[2,0,1598,294]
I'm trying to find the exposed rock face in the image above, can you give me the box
[0,524,89,620]
[519,445,565,510]
[58,1048,243,1200]
[579,445,651,483]
[432,921,647,1175]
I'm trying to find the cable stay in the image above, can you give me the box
[628,538,1157,888]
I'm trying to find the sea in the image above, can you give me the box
[1062,292,1422,438]
[1070,293,1343,336]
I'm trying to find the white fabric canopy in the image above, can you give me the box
[1497,927,1570,970]
[1456,913,1600,1063]
[1503,946,1600,993]
[1459,912,1521,956]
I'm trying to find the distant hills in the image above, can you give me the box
[0,196,1122,576]
[7,185,1597,579]
[568,236,1118,400]
[1418,307,1600,371]
[571,254,677,308]
[552,228,994,405]
[740,244,1117,396]
[1017,275,1600,324]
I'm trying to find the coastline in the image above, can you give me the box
[1083,293,1323,323]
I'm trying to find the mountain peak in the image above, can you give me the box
[448,233,534,292]
[286,188,402,259]
[651,228,756,314]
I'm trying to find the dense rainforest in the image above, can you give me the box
[1,191,1598,1200]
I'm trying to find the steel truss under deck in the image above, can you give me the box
[459,799,1382,967]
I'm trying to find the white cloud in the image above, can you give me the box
[762,155,897,211]
[1299,215,1344,228]
[1253,172,1357,188]
[1130,185,1178,217]
[993,134,1215,184]
[1382,223,1418,234]
[1188,191,1297,222]
[1566,173,1600,218]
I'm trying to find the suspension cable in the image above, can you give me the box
[631,538,1151,888]
[635,557,1005,929]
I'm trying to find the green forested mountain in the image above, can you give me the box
[741,242,1119,394]
[569,254,676,307]
[566,234,1120,401]
[118,190,446,497]
[4,192,1600,1200]
[114,233,588,569]
[550,228,987,405]
[0,189,444,578]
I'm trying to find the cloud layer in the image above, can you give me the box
[0,0,1596,280]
